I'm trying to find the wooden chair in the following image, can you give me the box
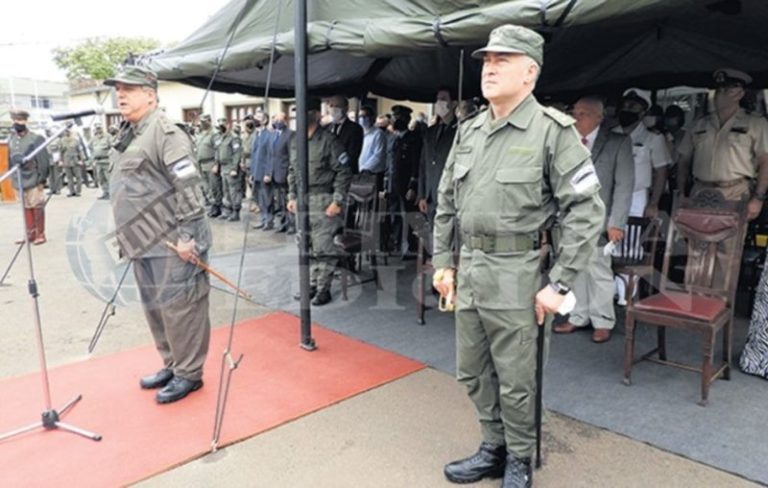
[611,216,663,303]
[623,192,748,405]
[335,175,382,300]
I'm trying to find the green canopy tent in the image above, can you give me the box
[145,0,768,101]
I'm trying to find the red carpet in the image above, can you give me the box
[0,312,424,487]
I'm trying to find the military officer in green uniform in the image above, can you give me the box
[432,25,604,487]
[89,123,112,199]
[241,116,255,200]
[60,128,85,197]
[9,109,50,245]
[196,114,218,209]
[215,117,243,221]
[105,65,212,404]
[287,96,352,306]
[45,126,63,195]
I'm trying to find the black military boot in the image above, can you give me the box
[501,455,532,488]
[227,210,240,222]
[444,442,506,484]
[294,286,317,301]
[311,288,332,306]
[207,205,221,218]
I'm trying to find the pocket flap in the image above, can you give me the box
[453,163,471,180]
[120,158,144,170]
[495,166,540,183]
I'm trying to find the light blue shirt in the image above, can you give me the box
[359,127,386,173]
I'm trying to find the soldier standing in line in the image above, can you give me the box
[216,117,243,222]
[196,114,218,211]
[9,109,50,245]
[89,123,112,199]
[287,97,352,306]
[61,128,85,197]
[432,25,605,487]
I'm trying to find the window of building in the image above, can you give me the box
[106,113,123,128]
[30,97,51,109]
[225,104,263,124]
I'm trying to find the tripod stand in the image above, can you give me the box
[0,125,101,443]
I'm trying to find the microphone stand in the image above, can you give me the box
[0,119,101,443]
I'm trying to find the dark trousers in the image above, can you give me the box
[273,183,294,230]
[258,181,274,225]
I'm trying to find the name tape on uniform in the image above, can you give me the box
[570,164,599,194]
[338,152,350,166]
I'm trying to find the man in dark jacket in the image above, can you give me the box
[327,95,363,174]
[266,112,295,233]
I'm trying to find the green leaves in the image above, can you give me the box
[52,37,161,81]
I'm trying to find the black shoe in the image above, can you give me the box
[252,221,265,229]
[98,194,109,200]
[444,442,506,484]
[286,227,296,235]
[263,223,274,231]
[207,206,221,218]
[294,287,317,301]
[139,368,174,389]
[227,212,240,222]
[501,455,532,488]
[218,212,230,220]
[155,376,203,404]
[67,193,76,198]
[275,225,288,233]
[311,289,332,306]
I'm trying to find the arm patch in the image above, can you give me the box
[171,158,197,179]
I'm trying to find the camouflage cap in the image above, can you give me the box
[104,65,158,89]
[471,24,545,66]
[199,114,212,123]
[9,108,30,120]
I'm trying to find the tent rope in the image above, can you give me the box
[208,0,284,453]
[432,16,450,47]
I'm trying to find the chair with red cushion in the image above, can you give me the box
[623,191,748,406]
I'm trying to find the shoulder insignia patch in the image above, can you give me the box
[542,106,575,127]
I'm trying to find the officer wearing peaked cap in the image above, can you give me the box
[433,24,604,487]
[677,68,768,287]
[105,65,212,404]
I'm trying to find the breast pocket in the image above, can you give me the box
[495,165,542,217]
[118,158,152,199]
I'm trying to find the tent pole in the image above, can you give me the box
[295,0,315,351]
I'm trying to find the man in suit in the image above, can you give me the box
[326,95,363,174]
[250,112,274,229]
[554,96,634,343]
[266,112,295,233]
[418,86,458,224]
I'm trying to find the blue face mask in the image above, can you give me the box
[359,117,372,129]
[273,121,286,131]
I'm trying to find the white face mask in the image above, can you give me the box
[330,107,344,123]
[642,115,657,128]
[434,100,451,119]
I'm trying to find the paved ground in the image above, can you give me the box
[0,189,761,487]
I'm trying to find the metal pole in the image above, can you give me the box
[295,0,315,351]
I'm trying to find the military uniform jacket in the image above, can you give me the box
[9,130,50,190]
[287,127,352,205]
[432,95,605,309]
[196,129,216,164]
[60,135,84,167]
[386,130,422,196]
[678,108,768,182]
[89,133,112,162]
[418,119,458,204]
[109,108,210,259]
[242,131,254,163]
[215,131,243,172]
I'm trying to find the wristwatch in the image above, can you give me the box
[549,281,571,295]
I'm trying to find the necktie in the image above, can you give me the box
[581,136,588,147]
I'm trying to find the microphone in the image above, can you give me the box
[50,108,104,122]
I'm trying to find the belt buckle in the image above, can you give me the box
[485,235,496,253]
[470,235,482,250]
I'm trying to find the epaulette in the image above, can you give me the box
[158,116,179,135]
[542,106,575,127]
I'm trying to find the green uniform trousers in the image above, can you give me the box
[64,165,83,195]
[308,193,342,291]
[222,170,243,211]
[455,252,551,458]
[95,159,110,194]
[133,254,211,381]
[202,163,222,206]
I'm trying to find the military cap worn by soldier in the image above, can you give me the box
[435,24,604,488]
[103,64,158,89]
[105,65,212,404]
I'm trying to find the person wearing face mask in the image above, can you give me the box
[9,109,50,245]
[326,95,363,174]
[613,89,671,219]
[60,127,85,198]
[215,117,243,221]
[677,68,768,290]
[196,115,221,215]
[358,105,386,190]
[266,112,295,233]
[661,105,687,206]
[418,87,458,227]
[383,104,423,258]
[643,105,664,134]
[240,116,255,202]
[286,97,352,306]
[251,112,276,229]
[89,123,112,199]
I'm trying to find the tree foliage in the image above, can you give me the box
[52,37,161,81]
